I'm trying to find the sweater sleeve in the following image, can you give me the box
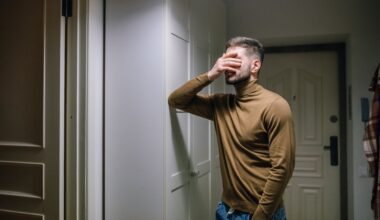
[168,72,215,120]
[252,98,296,220]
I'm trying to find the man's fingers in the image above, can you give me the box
[220,58,241,68]
[223,61,241,68]
[220,64,240,72]
[212,55,241,76]
[222,59,242,67]
[223,67,240,73]
[224,57,241,61]
[223,58,241,64]
[223,52,238,58]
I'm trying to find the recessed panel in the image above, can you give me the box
[167,111,190,180]
[167,0,189,41]
[166,34,189,93]
[0,209,44,220]
[298,185,323,220]
[0,161,44,199]
[190,43,210,165]
[0,0,44,146]
[195,160,211,177]
[190,0,209,50]
[167,184,189,220]
[167,33,190,193]
[191,44,209,102]
[170,171,188,192]
[293,154,322,177]
[298,70,322,146]
[267,68,292,103]
[192,115,209,165]
[190,172,210,220]
[192,45,209,78]
[166,19,191,220]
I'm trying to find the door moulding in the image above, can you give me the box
[66,0,104,219]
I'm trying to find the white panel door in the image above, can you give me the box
[166,0,191,219]
[209,0,226,213]
[0,0,64,219]
[260,52,340,220]
[189,0,211,220]
[166,0,226,219]
[166,33,191,220]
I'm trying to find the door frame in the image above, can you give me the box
[66,0,104,219]
[265,43,347,220]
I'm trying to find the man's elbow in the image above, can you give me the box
[270,160,293,181]
[167,92,179,108]
[168,90,191,110]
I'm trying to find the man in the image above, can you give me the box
[168,36,295,220]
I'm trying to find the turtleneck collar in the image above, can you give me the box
[234,77,259,99]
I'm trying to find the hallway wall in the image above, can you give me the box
[225,0,380,219]
[105,0,165,219]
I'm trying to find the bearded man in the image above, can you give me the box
[168,36,295,220]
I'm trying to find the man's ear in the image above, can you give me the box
[250,58,261,78]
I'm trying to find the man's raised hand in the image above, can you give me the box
[207,52,241,81]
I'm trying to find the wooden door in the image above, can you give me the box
[0,0,64,219]
[260,51,340,220]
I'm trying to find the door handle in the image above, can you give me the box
[323,136,338,166]
[190,170,200,177]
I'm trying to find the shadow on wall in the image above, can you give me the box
[169,108,206,217]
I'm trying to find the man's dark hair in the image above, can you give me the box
[226,36,264,63]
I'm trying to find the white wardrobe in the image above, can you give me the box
[105,0,226,219]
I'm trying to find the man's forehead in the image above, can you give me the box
[226,46,246,53]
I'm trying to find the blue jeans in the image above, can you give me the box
[215,202,286,220]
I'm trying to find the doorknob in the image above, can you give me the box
[190,170,200,177]
[323,136,338,166]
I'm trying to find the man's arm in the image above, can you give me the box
[252,98,296,220]
[168,52,241,119]
[168,73,215,119]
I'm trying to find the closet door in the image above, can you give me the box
[0,0,64,219]
[165,0,191,219]
[166,0,226,219]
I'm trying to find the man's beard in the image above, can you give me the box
[225,71,250,85]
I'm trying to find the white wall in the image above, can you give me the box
[105,0,165,219]
[225,0,380,219]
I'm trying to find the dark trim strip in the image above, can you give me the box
[102,0,106,219]
[63,15,69,220]
[266,43,345,54]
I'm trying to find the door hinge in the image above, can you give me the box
[62,0,73,18]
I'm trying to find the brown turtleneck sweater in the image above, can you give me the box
[168,73,295,220]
